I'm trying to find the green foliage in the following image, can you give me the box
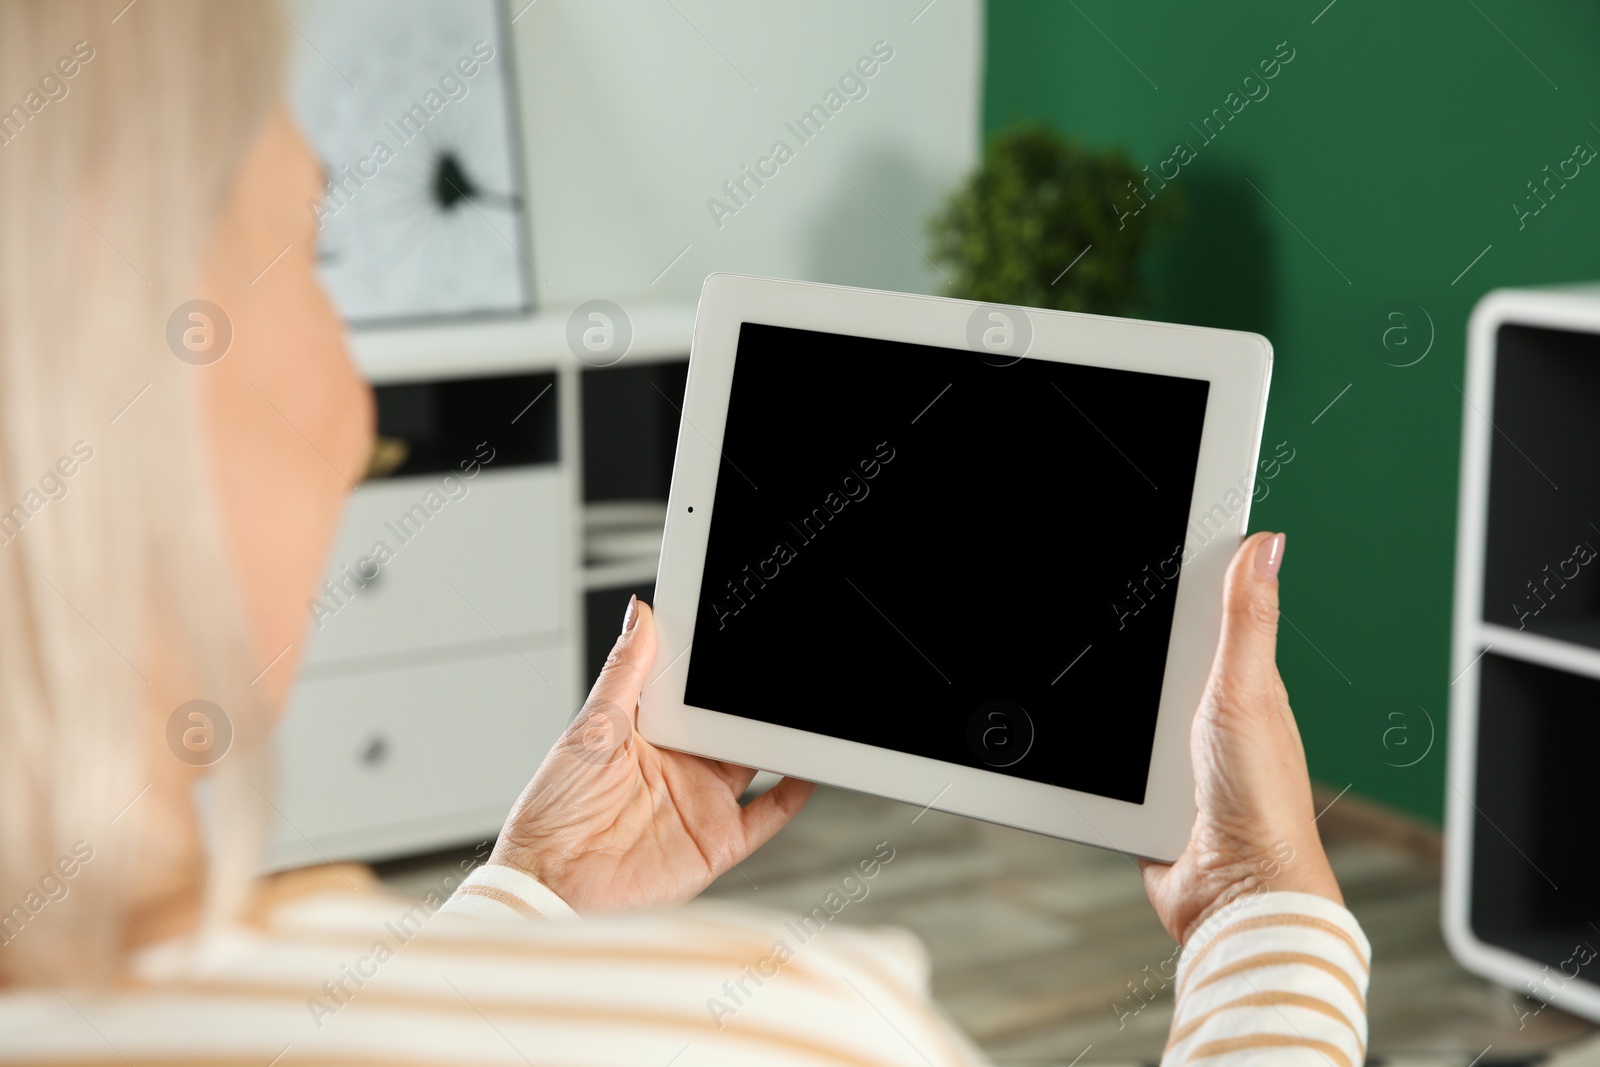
[928,125,1176,316]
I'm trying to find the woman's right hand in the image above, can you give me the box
[1140,531,1344,945]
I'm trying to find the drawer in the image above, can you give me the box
[270,644,574,864]
[304,466,570,666]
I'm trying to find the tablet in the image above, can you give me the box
[639,274,1272,861]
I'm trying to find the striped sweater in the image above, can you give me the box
[0,863,1369,1065]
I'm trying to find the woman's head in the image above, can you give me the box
[0,0,370,983]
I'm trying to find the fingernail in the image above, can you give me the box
[622,594,639,634]
[1255,533,1286,582]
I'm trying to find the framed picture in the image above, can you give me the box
[288,0,532,327]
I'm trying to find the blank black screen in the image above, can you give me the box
[683,323,1210,804]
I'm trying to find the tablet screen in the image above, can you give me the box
[683,323,1211,804]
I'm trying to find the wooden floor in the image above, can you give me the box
[703,785,1599,1064]
[378,784,1599,1066]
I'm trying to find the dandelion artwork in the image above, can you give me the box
[289,0,531,326]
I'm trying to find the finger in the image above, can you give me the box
[1137,858,1169,898]
[1212,531,1285,690]
[710,760,760,796]
[736,776,817,854]
[585,596,659,725]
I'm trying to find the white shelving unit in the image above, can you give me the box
[349,302,699,385]
[1445,284,1600,1024]
[268,302,695,869]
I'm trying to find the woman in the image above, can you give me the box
[0,3,1367,1063]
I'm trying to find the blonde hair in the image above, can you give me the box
[0,0,287,984]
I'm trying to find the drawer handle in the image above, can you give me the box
[358,734,389,769]
[364,436,410,481]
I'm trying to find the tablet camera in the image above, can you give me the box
[965,699,1034,768]
[964,304,1032,367]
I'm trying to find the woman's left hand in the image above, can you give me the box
[486,597,816,913]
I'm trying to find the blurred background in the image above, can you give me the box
[277,1,1600,1063]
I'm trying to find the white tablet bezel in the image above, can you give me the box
[638,274,1272,862]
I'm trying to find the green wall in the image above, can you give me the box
[984,1,1600,822]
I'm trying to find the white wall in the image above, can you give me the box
[509,0,983,308]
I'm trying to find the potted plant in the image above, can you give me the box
[928,124,1176,316]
